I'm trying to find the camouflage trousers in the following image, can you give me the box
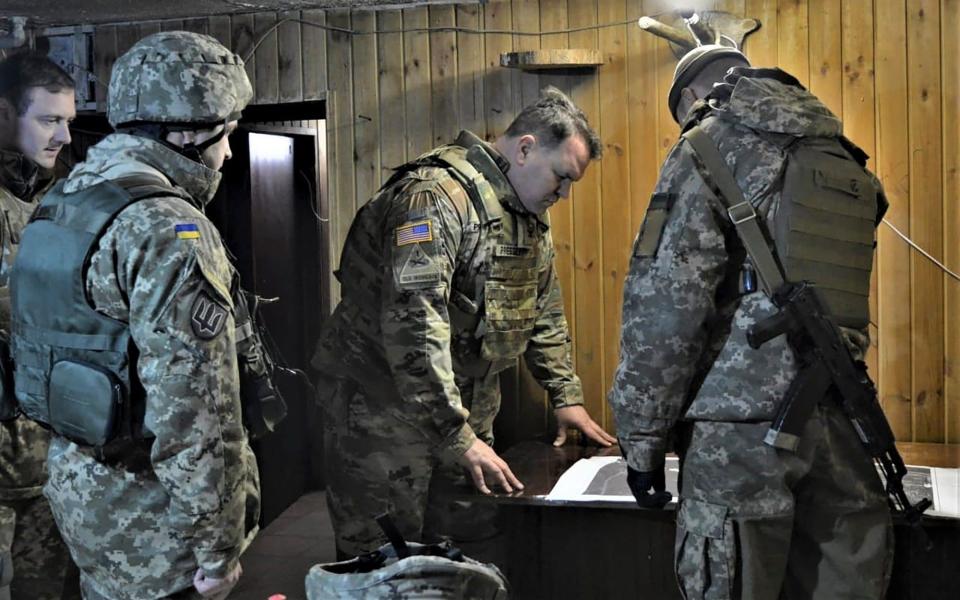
[0,494,79,600]
[323,373,503,564]
[674,401,893,600]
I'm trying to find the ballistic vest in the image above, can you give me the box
[772,135,880,328]
[394,139,546,364]
[9,178,189,443]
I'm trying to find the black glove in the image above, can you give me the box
[626,465,672,509]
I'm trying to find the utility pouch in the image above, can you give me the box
[0,333,18,421]
[48,359,123,447]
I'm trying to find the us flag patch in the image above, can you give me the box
[395,220,433,246]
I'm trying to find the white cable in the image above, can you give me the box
[882,218,960,283]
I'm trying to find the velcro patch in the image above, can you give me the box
[633,193,676,258]
[191,291,228,340]
[397,244,441,288]
[395,220,433,246]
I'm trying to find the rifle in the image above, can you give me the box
[681,125,931,528]
[749,281,931,526]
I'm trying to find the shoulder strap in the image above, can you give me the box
[681,125,786,297]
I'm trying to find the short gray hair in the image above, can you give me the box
[504,86,603,159]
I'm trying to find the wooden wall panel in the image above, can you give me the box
[875,0,913,439]
[944,0,960,443]
[84,0,957,444]
[907,0,944,442]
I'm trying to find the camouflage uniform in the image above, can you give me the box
[609,69,893,599]
[312,130,582,557]
[10,31,260,600]
[25,133,260,600]
[0,149,75,599]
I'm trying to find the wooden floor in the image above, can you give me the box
[232,491,336,600]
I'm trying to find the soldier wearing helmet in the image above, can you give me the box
[610,42,892,598]
[9,32,259,599]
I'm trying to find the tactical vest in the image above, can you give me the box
[9,178,186,445]
[772,135,880,328]
[396,143,545,364]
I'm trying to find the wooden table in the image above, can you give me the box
[478,441,959,600]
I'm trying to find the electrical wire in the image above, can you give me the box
[881,219,960,283]
[242,16,638,62]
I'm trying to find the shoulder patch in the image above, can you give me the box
[396,220,433,246]
[191,290,229,340]
[633,193,676,258]
[175,223,201,240]
[396,243,441,288]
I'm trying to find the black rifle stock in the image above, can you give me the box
[748,281,931,525]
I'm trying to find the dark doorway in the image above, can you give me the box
[210,117,328,525]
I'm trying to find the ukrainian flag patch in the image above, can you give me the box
[175,223,201,240]
[395,220,433,246]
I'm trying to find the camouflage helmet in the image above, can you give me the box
[107,31,253,129]
[668,44,749,122]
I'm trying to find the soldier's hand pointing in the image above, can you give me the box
[458,439,524,495]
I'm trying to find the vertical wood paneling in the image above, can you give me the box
[208,15,232,49]
[326,10,354,303]
[115,24,140,57]
[745,0,778,66]
[232,14,257,93]
[944,0,960,443]
[429,5,459,145]
[808,0,842,116]
[455,4,485,135]
[482,1,513,141]
[540,0,575,329]
[598,0,630,427]
[778,0,810,86]
[378,11,406,173]
[254,12,279,104]
[907,0,944,442]
[278,11,304,103]
[875,0,913,439]
[93,26,116,111]
[352,11,380,206]
[841,0,877,375]
[403,7,432,158]
[569,0,605,418]
[85,0,959,442]
[302,10,328,100]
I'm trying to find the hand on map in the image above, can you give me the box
[626,465,673,509]
[553,405,617,447]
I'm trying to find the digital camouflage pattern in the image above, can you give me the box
[39,133,259,599]
[0,149,76,600]
[305,541,509,600]
[107,31,253,128]
[609,68,892,598]
[313,130,582,556]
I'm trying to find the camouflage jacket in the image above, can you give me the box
[41,134,259,599]
[609,70,880,472]
[313,131,582,463]
[0,149,55,500]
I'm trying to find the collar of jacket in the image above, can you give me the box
[0,148,53,200]
[65,134,222,208]
[454,129,547,227]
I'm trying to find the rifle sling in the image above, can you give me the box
[681,125,786,297]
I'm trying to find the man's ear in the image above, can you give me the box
[515,134,536,166]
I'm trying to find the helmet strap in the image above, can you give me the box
[119,119,228,169]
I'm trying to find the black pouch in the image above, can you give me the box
[48,360,123,446]
[0,333,18,421]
